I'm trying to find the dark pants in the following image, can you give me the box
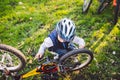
[55,49,70,57]
[54,43,76,57]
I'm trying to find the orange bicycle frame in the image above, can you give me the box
[20,63,58,79]
[113,0,117,6]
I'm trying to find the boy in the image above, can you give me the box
[35,18,85,60]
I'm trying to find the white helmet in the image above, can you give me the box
[56,18,76,42]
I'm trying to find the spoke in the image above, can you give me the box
[5,53,13,66]
[1,54,6,63]
[0,50,20,70]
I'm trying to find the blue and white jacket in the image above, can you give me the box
[38,29,85,55]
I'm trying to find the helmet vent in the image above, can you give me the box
[69,27,73,35]
[64,20,66,23]
[58,22,61,27]
[65,24,67,34]
[61,24,63,31]
[68,22,71,25]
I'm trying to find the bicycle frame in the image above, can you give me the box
[21,68,41,79]
[21,63,58,79]
[113,0,120,24]
[10,57,62,80]
[113,0,117,6]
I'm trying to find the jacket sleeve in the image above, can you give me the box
[38,37,53,55]
[72,36,85,47]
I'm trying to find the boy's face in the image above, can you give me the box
[58,35,65,42]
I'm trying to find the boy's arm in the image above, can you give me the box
[35,37,53,59]
[72,36,85,48]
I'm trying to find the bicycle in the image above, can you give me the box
[0,44,93,80]
[82,0,120,25]
[97,0,120,25]
[82,0,112,13]
[97,0,112,14]
[0,44,26,80]
[113,0,120,25]
[82,0,92,13]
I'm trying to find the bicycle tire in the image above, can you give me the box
[113,0,120,25]
[82,0,92,13]
[97,0,107,14]
[59,48,93,71]
[0,44,26,72]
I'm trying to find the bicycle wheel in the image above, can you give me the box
[82,0,92,13]
[0,44,26,72]
[97,0,110,14]
[113,0,120,25]
[59,49,93,71]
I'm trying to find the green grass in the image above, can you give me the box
[0,0,120,80]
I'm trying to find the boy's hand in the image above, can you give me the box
[34,53,42,60]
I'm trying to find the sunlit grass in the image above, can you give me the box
[0,0,120,80]
[94,25,119,53]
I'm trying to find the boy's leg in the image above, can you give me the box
[52,43,76,59]
[50,49,69,60]
[55,43,76,57]
[55,49,69,58]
